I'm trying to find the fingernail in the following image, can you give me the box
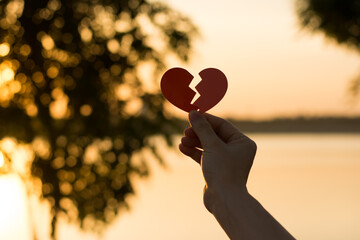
[189,110,202,122]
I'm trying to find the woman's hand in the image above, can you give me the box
[179,111,294,240]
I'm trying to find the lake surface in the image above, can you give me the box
[1,133,360,240]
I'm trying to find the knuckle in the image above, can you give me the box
[247,139,257,152]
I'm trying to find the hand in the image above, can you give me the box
[179,111,294,240]
[179,110,257,211]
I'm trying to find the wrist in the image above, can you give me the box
[204,184,250,214]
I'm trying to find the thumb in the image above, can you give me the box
[188,110,221,149]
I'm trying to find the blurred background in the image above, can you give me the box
[0,0,359,239]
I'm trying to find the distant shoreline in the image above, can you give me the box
[176,117,360,133]
[230,117,360,133]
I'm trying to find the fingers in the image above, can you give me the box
[203,113,247,143]
[184,127,197,138]
[179,143,202,164]
[181,136,202,149]
[181,127,202,163]
[188,111,222,149]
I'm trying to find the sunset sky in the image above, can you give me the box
[1,1,360,240]
[162,0,360,119]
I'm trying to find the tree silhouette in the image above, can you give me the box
[0,0,197,238]
[296,0,360,97]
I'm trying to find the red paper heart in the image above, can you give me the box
[160,67,227,113]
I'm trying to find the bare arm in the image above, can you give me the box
[179,111,294,240]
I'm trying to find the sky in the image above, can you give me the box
[161,0,360,119]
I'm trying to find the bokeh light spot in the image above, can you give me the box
[40,93,51,105]
[19,44,31,56]
[80,104,93,116]
[48,0,61,12]
[123,97,143,116]
[32,71,45,84]
[41,34,55,50]
[32,137,51,159]
[0,138,16,153]
[46,66,59,78]
[80,28,92,42]
[0,65,15,85]
[110,64,121,76]
[84,144,100,164]
[54,17,64,28]
[15,73,27,83]
[66,156,77,167]
[25,103,38,117]
[43,183,53,194]
[74,178,87,192]
[9,80,21,93]
[0,43,10,57]
[107,39,120,54]
[50,88,70,119]
[52,157,65,169]
[60,182,72,195]
[115,84,132,101]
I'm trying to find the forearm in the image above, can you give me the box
[207,187,295,240]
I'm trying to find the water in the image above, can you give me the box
[104,133,360,240]
[1,134,359,240]
[248,134,360,240]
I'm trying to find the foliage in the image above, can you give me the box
[296,0,360,96]
[0,0,197,238]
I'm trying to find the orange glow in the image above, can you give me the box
[115,84,132,101]
[0,43,10,57]
[32,137,50,159]
[0,138,34,175]
[19,44,31,56]
[115,18,132,33]
[0,61,20,104]
[119,34,133,56]
[123,97,143,116]
[49,88,69,119]
[11,144,33,175]
[80,104,93,116]
[0,67,14,83]
[79,27,92,42]
[0,62,15,85]
[92,5,116,39]
[46,65,59,78]
[0,151,4,168]
[0,175,31,240]
[0,138,16,153]
[25,103,38,117]
[41,34,55,50]
[162,0,360,119]
[107,39,120,53]
[32,71,45,85]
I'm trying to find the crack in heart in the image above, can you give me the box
[161,67,228,113]
[189,74,201,105]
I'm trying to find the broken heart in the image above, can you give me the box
[160,68,228,113]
